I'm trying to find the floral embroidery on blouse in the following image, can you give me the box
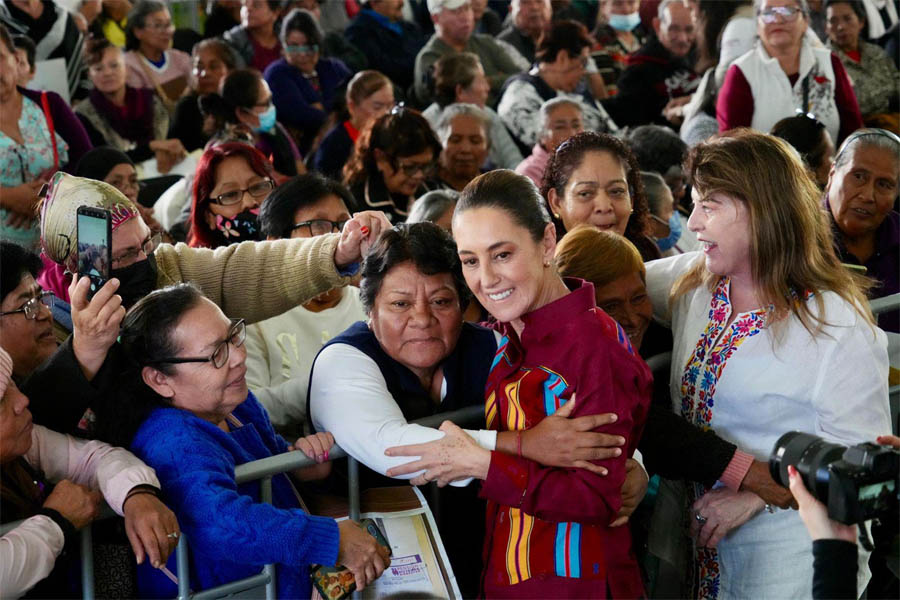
[679,277,768,600]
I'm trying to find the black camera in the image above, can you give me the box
[770,431,899,525]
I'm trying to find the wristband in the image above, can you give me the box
[124,485,160,505]
[37,507,77,545]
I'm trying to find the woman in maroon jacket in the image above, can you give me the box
[386,169,653,598]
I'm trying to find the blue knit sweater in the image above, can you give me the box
[131,392,340,599]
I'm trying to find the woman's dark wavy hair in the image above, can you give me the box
[343,108,442,187]
[99,283,203,448]
[540,131,650,242]
[0,242,42,304]
[535,19,593,64]
[359,222,470,314]
[259,173,354,239]
[198,68,264,127]
[770,115,831,175]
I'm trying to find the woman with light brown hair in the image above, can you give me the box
[644,128,889,599]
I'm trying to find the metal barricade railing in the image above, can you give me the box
[871,293,900,317]
[0,406,485,600]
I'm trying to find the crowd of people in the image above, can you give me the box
[0,0,897,599]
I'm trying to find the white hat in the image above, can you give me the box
[427,0,469,15]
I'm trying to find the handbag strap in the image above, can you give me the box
[136,54,177,111]
[40,91,59,170]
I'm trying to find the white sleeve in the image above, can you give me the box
[0,516,65,599]
[26,426,160,516]
[645,252,703,326]
[810,308,891,446]
[715,17,757,87]
[310,344,497,482]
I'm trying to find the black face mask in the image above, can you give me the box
[209,209,261,246]
[110,253,158,308]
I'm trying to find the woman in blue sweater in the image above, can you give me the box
[264,8,351,156]
[114,283,389,598]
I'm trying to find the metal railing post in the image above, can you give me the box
[176,535,191,600]
[347,457,361,521]
[80,525,95,600]
[261,476,277,600]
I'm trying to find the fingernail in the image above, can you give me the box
[316,454,324,462]
[323,450,329,461]
[610,414,617,422]
[600,468,608,475]
[614,448,622,456]
[360,226,370,235]
[617,437,626,445]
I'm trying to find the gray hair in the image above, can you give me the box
[407,190,460,225]
[657,0,687,22]
[436,103,491,147]
[539,97,582,131]
[640,171,671,217]
[125,0,168,51]
[833,128,900,171]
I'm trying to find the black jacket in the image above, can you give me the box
[344,10,426,91]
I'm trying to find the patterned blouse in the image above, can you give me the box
[0,96,69,249]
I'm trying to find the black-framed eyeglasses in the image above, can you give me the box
[394,160,437,178]
[213,179,274,206]
[758,5,803,23]
[111,233,162,269]
[290,219,347,237]
[0,291,55,320]
[153,319,246,369]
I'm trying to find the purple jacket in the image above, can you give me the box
[19,87,93,173]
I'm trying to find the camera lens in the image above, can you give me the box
[770,431,846,501]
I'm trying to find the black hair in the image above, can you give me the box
[191,37,239,70]
[259,173,354,239]
[280,8,323,47]
[75,146,134,181]
[344,107,443,186]
[359,222,471,314]
[199,68,264,125]
[11,34,35,71]
[432,52,481,108]
[101,283,203,447]
[625,125,688,176]
[824,0,866,20]
[456,169,551,242]
[0,242,43,304]
[535,20,592,65]
[125,0,168,51]
[770,115,831,174]
[540,131,650,242]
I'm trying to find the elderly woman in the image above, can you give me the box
[343,108,443,223]
[516,97,585,186]
[187,142,276,248]
[498,20,618,151]
[591,0,649,95]
[0,24,91,250]
[825,0,899,129]
[263,8,351,155]
[406,189,459,230]
[75,37,186,175]
[123,0,192,115]
[313,70,394,180]
[431,103,491,192]
[423,52,523,169]
[308,219,642,596]
[223,0,283,73]
[201,68,304,178]
[645,130,890,598]
[824,127,899,332]
[717,0,863,144]
[0,347,178,599]
[168,39,237,153]
[541,131,661,261]
[111,284,389,597]
[376,171,651,598]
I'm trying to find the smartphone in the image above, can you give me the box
[76,206,112,300]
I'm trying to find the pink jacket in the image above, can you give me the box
[0,426,159,598]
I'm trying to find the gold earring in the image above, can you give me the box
[553,213,561,219]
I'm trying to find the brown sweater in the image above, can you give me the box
[155,233,348,324]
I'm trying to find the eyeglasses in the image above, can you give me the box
[290,219,347,237]
[213,179,274,206]
[285,44,319,55]
[394,160,437,178]
[758,5,803,23]
[111,233,162,269]
[0,291,55,320]
[153,319,246,369]
[143,21,174,32]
